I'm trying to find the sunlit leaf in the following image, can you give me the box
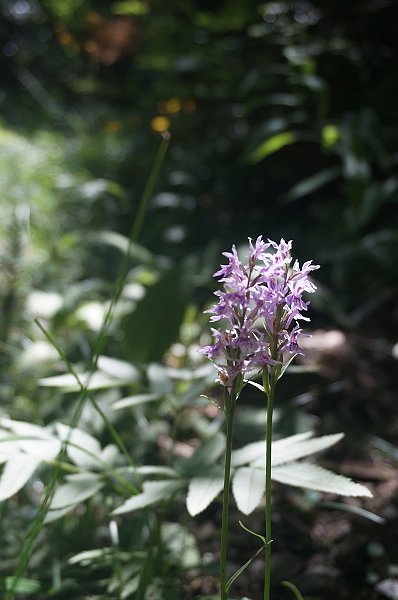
[112,393,161,411]
[232,440,265,467]
[45,472,104,523]
[3,577,41,594]
[272,462,372,497]
[55,424,103,469]
[112,480,183,515]
[0,418,61,461]
[186,467,224,516]
[268,432,344,468]
[0,454,41,501]
[111,1,149,16]
[38,371,136,391]
[248,131,296,163]
[97,356,139,380]
[232,466,265,515]
[233,432,343,469]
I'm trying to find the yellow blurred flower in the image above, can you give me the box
[165,98,181,114]
[151,116,170,133]
[58,31,74,46]
[105,120,122,134]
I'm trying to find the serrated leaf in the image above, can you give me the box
[186,467,224,516]
[233,432,344,470]
[232,432,312,468]
[45,472,104,523]
[232,440,265,467]
[0,453,41,501]
[269,432,344,467]
[112,480,183,515]
[232,467,265,515]
[272,462,372,497]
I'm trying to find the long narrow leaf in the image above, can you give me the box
[226,544,265,592]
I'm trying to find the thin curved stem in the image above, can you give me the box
[220,392,236,600]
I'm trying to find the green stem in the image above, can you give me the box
[263,369,275,600]
[220,392,235,600]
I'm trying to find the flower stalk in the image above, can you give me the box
[220,389,236,600]
[263,367,276,600]
[200,236,319,599]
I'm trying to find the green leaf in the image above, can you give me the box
[232,440,265,467]
[97,356,140,381]
[281,580,305,600]
[111,1,149,16]
[112,480,183,515]
[162,522,200,569]
[238,520,266,544]
[0,454,41,501]
[233,432,344,469]
[68,548,113,566]
[278,354,297,379]
[55,424,103,469]
[249,131,296,163]
[45,472,104,523]
[135,465,178,477]
[232,467,265,515]
[121,262,192,363]
[232,432,313,467]
[112,393,161,410]
[0,418,61,461]
[269,432,344,467]
[181,433,225,476]
[39,371,136,391]
[26,290,63,319]
[3,577,41,594]
[282,166,341,204]
[186,467,224,516]
[226,543,265,592]
[319,501,385,524]
[272,462,373,497]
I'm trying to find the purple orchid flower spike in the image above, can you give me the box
[200,236,320,393]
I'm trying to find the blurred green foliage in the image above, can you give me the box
[0,0,397,598]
